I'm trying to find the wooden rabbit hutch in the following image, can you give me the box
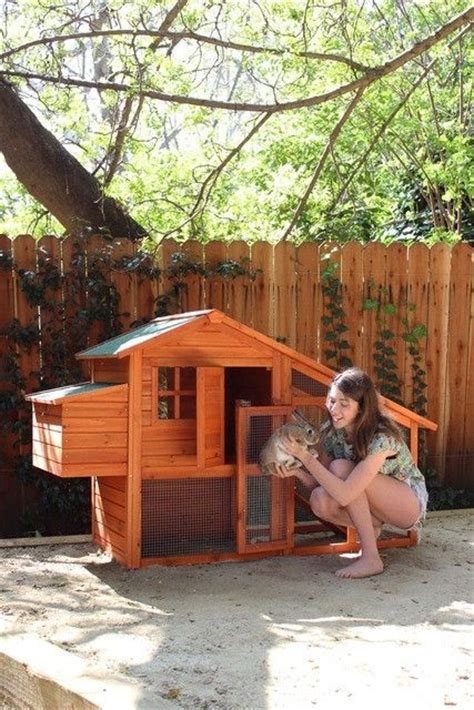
[27,309,437,568]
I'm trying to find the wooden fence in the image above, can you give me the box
[0,235,472,534]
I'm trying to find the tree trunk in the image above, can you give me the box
[0,80,147,240]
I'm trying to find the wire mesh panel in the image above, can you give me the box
[292,369,329,396]
[141,477,236,558]
[236,406,294,553]
[245,473,287,545]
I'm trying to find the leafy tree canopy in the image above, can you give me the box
[0,0,472,245]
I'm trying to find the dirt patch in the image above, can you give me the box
[0,511,473,709]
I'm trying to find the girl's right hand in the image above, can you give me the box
[279,434,308,463]
[273,464,295,479]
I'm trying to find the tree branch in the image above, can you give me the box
[2,6,471,113]
[0,78,147,239]
[159,111,273,241]
[102,1,189,187]
[152,0,190,38]
[326,24,471,214]
[279,86,366,242]
[0,28,370,72]
[103,95,135,187]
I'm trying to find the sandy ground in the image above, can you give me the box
[0,510,473,710]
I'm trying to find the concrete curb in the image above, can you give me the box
[0,635,138,710]
[0,534,92,549]
[425,507,474,519]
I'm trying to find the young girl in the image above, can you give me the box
[276,367,428,579]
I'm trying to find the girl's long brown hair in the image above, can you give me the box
[323,367,403,462]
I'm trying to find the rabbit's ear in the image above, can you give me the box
[290,409,309,426]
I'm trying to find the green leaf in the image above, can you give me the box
[363,299,378,311]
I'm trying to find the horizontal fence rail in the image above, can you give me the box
[0,235,472,534]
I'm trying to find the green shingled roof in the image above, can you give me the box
[77,310,211,359]
[26,382,114,404]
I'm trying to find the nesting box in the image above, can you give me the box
[27,309,437,568]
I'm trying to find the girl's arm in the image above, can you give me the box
[279,437,394,507]
[277,448,332,492]
[318,450,332,469]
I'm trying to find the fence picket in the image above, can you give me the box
[464,251,474,485]
[361,242,386,384]
[134,251,157,323]
[226,240,251,325]
[0,235,15,471]
[181,240,205,312]
[110,239,136,330]
[204,241,227,312]
[406,244,430,412]
[250,241,273,336]
[341,242,364,369]
[425,243,451,481]
[295,242,320,361]
[11,235,40,395]
[445,243,472,487]
[61,235,88,380]
[386,243,408,403]
[319,242,342,370]
[274,242,297,349]
[36,236,63,387]
[159,238,183,315]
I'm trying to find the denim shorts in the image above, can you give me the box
[409,478,429,522]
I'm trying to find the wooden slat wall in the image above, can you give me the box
[30,387,129,477]
[92,476,127,563]
[92,358,129,383]
[0,236,473,508]
[61,388,128,475]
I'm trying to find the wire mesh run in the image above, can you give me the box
[246,415,274,465]
[243,412,289,546]
[141,477,236,558]
[245,474,286,545]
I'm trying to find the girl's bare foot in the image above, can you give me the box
[335,553,384,579]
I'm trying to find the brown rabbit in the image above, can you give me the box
[259,410,319,476]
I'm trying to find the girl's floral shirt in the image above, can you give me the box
[320,425,426,487]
